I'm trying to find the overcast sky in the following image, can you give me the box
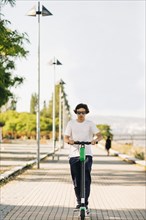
[2,0,145,118]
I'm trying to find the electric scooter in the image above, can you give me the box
[74,141,98,220]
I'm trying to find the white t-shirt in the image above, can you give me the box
[64,119,99,158]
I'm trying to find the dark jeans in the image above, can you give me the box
[69,156,93,206]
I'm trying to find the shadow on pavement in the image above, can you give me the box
[0,204,145,220]
[13,158,146,186]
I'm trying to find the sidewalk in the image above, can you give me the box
[0,141,57,182]
[1,145,146,220]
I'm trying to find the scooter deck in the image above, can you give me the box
[73,208,90,216]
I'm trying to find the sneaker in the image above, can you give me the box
[86,206,90,214]
[75,204,81,209]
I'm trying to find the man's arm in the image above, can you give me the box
[64,135,74,145]
[91,132,103,145]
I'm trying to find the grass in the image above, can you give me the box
[111,141,146,160]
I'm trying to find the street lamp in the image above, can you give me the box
[59,79,65,149]
[27,1,52,169]
[62,91,68,148]
[49,58,62,154]
[63,95,71,136]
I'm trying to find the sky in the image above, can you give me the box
[1,0,145,118]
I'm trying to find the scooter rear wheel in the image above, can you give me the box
[80,209,85,220]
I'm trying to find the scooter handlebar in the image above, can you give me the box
[74,141,98,145]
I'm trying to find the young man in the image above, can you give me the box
[64,103,102,210]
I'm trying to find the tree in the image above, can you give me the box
[0,110,18,138]
[16,113,36,138]
[96,124,113,140]
[0,1,29,107]
[41,100,50,118]
[30,93,37,114]
[0,110,53,139]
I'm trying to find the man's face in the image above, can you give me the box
[76,108,86,121]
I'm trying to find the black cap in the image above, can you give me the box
[74,103,89,114]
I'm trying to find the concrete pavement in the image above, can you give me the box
[1,145,146,220]
[0,141,57,181]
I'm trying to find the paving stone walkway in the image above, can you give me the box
[1,145,146,220]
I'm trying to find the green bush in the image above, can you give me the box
[134,151,145,160]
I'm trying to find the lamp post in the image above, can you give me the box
[27,1,52,169]
[62,92,68,148]
[63,98,71,137]
[59,79,65,149]
[50,58,62,154]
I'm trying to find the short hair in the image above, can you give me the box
[74,103,90,114]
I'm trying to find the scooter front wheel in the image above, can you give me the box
[80,209,85,220]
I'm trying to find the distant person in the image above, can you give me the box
[105,136,111,156]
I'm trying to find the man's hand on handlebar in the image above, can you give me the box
[91,140,98,145]
[68,140,74,145]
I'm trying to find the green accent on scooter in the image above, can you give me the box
[80,207,86,211]
[80,147,85,161]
